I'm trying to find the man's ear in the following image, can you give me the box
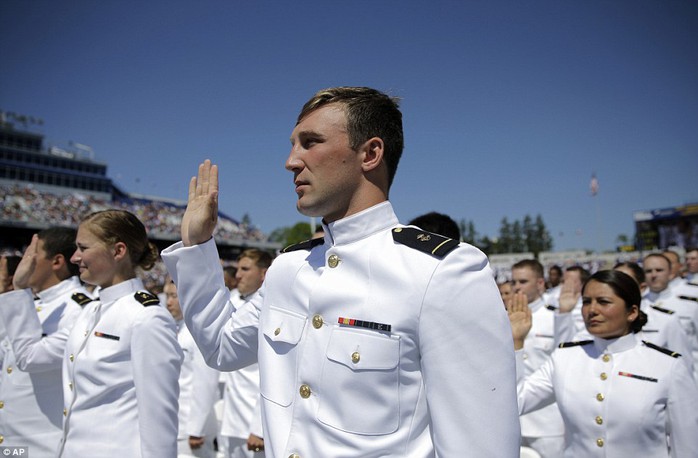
[360,137,384,173]
[51,254,66,272]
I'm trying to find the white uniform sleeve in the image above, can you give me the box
[185,341,220,437]
[419,247,520,457]
[131,306,182,458]
[161,240,259,371]
[667,356,698,457]
[663,316,694,375]
[554,310,576,344]
[0,288,80,371]
[516,353,557,416]
[249,393,264,438]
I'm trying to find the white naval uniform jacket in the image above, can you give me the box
[221,292,263,441]
[516,333,698,457]
[645,288,698,379]
[519,297,564,438]
[162,201,521,458]
[0,276,86,457]
[176,320,219,440]
[59,278,182,458]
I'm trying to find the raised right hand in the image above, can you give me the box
[12,234,39,291]
[507,292,532,349]
[558,281,580,314]
[182,160,219,246]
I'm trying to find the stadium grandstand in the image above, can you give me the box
[1,112,281,287]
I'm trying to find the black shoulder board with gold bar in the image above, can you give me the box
[559,340,593,349]
[134,291,160,307]
[282,237,324,253]
[650,304,674,315]
[678,295,698,303]
[392,227,459,259]
[643,340,681,358]
[71,292,93,306]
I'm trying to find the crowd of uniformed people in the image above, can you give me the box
[1,85,698,457]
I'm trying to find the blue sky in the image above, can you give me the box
[2,0,696,252]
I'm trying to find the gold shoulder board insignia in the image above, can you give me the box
[559,340,593,348]
[282,237,324,253]
[392,227,459,259]
[71,292,93,306]
[134,291,160,307]
[643,341,681,358]
[650,304,674,314]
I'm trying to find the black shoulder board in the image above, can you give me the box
[678,295,698,303]
[643,340,681,358]
[558,340,593,349]
[545,304,557,311]
[282,237,324,253]
[134,291,160,307]
[650,304,674,315]
[71,292,93,306]
[392,227,459,259]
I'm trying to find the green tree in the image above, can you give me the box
[269,221,313,247]
[458,219,478,245]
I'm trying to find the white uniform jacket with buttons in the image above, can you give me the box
[59,278,182,458]
[221,292,263,440]
[177,320,219,440]
[162,201,521,458]
[519,297,564,438]
[516,333,698,457]
[645,288,698,378]
[0,276,87,457]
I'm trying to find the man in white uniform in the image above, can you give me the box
[643,253,698,379]
[162,86,520,457]
[220,249,271,457]
[510,259,564,457]
[164,280,219,457]
[0,228,90,457]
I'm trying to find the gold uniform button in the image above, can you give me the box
[328,254,340,268]
[84,330,89,337]
[596,416,603,425]
[69,382,74,390]
[6,366,11,374]
[0,401,4,409]
[351,352,361,364]
[274,328,281,336]
[0,435,3,444]
[312,315,324,329]
[596,438,604,447]
[596,393,605,402]
[602,354,610,362]
[69,354,75,362]
[36,306,43,312]
[600,372,607,380]
[289,454,301,458]
[299,384,311,399]
[63,408,68,416]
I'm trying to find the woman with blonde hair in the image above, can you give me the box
[4,210,182,457]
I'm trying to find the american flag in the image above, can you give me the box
[590,173,599,196]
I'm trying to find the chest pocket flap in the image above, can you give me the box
[262,306,306,345]
[326,328,399,371]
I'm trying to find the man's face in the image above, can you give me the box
[663,252,681,279]
[548,268,562,287]
[511,267,543,304]
[235,257,266,297]
[686,250,698,274]
[164,282,182,321]
[286,104,365,223]
[643,256,671,293]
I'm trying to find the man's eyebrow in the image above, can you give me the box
[290,130,324,144]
